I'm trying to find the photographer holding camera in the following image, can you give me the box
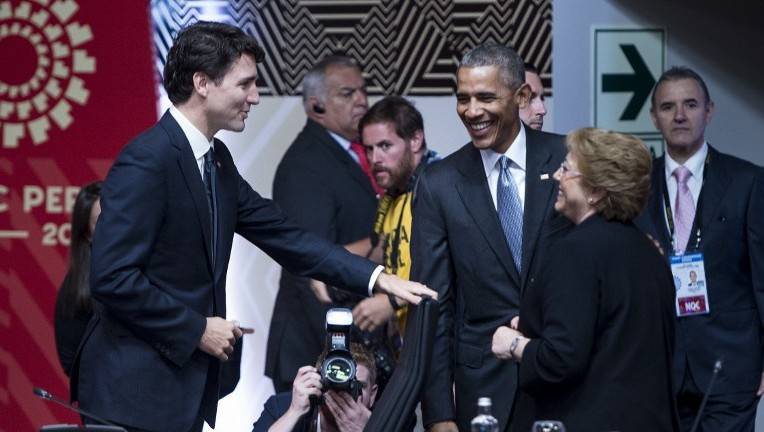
[253,343,377,432]
[254,310,379,432]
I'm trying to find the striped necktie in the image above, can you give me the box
[497,156,523,272]
[672,165,695,253]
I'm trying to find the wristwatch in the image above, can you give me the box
[509,336,521,360]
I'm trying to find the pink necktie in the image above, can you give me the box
[673,166,695,253]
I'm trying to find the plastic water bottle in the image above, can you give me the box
[471,397,499,432]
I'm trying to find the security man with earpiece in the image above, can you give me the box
[265,56,382,394]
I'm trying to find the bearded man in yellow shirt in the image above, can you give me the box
[352,96,439,342]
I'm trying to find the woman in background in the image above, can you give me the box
[55,181,101,376]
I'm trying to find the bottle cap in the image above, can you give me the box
[477,397,491,407]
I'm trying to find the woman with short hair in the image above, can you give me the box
[493,128,679,432]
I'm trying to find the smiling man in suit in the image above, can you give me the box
[411,42,566,431]
[637,66,764,432]
[74,22,434,432]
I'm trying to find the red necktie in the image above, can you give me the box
[350,141,384,196]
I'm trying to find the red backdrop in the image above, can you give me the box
[0,1,157,429]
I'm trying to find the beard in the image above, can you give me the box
[376,146,415,193]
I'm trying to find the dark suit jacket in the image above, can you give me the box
[636,146,764,395]
[512,215,678,432]
[75,112,375,432]
[410,128,565,431]
[265,119,377,388]
[251,392,313,432]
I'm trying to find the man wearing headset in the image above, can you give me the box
[265,56,382,393]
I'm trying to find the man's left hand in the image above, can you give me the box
[353,293,394,331]
[757,372,764,397]
[374,272,437,305]
[323,390,371,432]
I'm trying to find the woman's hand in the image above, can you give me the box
[492,326,529,362]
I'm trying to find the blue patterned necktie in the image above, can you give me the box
[497,155,523,272]
[203,148,217,266]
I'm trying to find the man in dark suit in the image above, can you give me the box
[637,66,764,432]
[265,56,381,393]
[254,343,377,432]
[75,22,434,432]
[411,43,566,431]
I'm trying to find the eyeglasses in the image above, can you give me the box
[558,161,582,179]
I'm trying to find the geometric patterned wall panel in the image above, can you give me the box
[151,0,552,96]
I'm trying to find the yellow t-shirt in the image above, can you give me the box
[374,191,413,331]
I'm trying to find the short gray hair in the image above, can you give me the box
[459,43,525,90]
[301,55,360,105]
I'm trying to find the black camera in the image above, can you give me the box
[319,308,363,399]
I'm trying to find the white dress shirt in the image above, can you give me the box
[328,130,360,164]
[664,142,708,234]
[480,123,527,211]
[169,106,213,178]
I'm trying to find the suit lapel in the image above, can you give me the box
[520,130,557,285]
[307,120,376,196]
[692,146,729,246]
[161,112,215,270]
[213,139,239,280]
[455,145,521,286]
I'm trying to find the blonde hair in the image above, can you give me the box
[566,128,652,222]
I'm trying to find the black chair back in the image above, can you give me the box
[364,296,439,432]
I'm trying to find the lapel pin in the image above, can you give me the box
[540,173,550,180]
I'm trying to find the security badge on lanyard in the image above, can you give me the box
[665,155,711,317]
[670,253,708,316]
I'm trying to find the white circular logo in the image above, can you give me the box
[0,0,95,149]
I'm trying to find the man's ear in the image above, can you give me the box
[307,96,325,116]
[514,82,531,109]
[369,384,378,407]
[410,129,425,154]
[704,99,715,125]
[193,72,210,98]
[649,105,659,129]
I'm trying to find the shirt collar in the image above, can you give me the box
[480,123,527,178]
[665,141,708,180]
[328,130,353,151]
[169,106,214,160]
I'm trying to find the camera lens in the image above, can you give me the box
[324,357,355,384]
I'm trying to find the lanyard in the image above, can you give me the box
[661,152,710,253]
